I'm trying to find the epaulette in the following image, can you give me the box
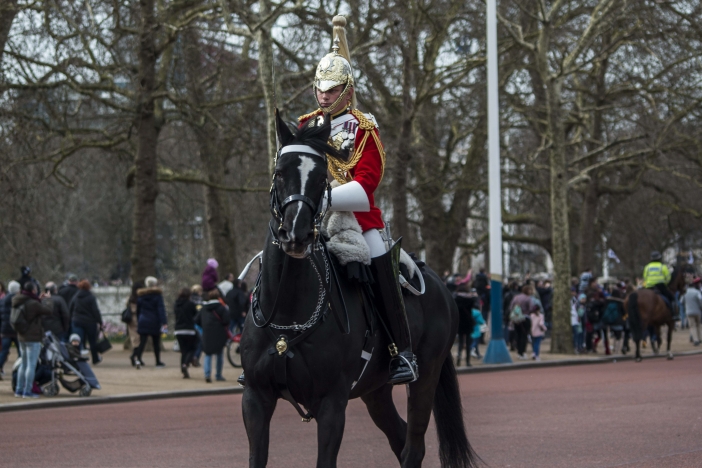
[351,109,378,131]
[298,108,323,122]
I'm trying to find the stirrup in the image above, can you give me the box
[237,372,246,387]
[388,352,418,385]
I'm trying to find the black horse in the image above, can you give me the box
[240,112,478,468]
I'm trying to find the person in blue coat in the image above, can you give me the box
[470,302,486,359]
[134,276,168,368]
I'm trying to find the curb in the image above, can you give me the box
[455,349,702,375]
[0,386,244,414]
[3,349,701,413]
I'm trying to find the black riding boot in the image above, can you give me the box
[370,239,418,385]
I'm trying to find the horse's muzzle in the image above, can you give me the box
[281,240,313,259]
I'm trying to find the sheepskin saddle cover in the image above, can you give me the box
[321,192,416,279]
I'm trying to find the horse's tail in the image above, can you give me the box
[433,355,480,468]
[628,292,642,342]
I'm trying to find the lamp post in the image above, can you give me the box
[483,0,512,364]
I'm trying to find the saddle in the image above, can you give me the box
[320,208,424,293]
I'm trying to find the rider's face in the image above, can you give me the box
[316,85,352,114]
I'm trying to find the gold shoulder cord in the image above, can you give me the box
[327,109,386,185]
[298,108,323,122]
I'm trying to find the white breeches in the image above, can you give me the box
[363,229,387,258]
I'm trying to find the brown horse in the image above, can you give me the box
[624,268,685,362]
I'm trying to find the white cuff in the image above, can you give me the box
[327,181,370,212]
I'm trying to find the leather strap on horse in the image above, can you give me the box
[320,237,350,335]
[266,318,326,422]
[252,251,290,329]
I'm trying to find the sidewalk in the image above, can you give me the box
[0,341,242,407]
[1,327,699,410]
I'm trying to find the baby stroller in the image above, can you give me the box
[12,332,101,397]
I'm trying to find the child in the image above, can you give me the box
[67,333,87,362]
[470,302,486,359]
[530,308,547,361]
[573,294,587,353]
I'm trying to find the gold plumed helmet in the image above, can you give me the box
[314,16,356,112]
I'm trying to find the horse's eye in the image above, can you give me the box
[274,171,283,180]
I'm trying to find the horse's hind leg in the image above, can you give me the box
[635,339,642,362]
[402,369,443,468]
[242,388,277,468]
[361,384,407,461]
[315,395,349,468]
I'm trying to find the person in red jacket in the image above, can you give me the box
[296,16,417,385]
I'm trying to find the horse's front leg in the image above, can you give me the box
[314,394,349,468]
[242,387,277,468]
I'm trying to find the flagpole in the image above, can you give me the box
[483,0,512,364]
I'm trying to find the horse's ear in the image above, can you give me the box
[275,108,295,147]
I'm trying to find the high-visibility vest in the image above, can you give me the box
[643,262,670,288]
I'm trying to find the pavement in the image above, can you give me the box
[1,327,700,410]
[2,353,701,467]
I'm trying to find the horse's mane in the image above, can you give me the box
[285,118,343,160]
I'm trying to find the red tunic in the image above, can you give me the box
[299,110,385,232]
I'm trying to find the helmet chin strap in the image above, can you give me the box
[315,82,353,114]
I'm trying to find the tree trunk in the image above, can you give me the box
[256,1,277,175]
[391,43,416,248]
[201,144,238,277]
[130,0,159,282]
[182,28,239,278]
[578,178,598,274]
[0,0,18,64]
[547,78,573,354]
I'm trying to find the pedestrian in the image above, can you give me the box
[42,282,70,341]
[190,284,204,367]
[225,279,248,334]
[503,281,520,351]
[570,291,585,353]
[537,280,553,330]
[58,274,79,310]
[12,282,52,398]
[218,273,235,297]
[579,268,593,294]
[683,277,702,346]
[509,284,536,360]
[69,280,104,365]
[0,281,22,378]
[585,278,605,353]
[126,281,143,366]
[470,299,486,360]
[17,266,40,294]
[133,276,168,369]
[530,307,546,361]
[202,258,219,292]
[453,284,475,367]
[174,287,198,378]
[194,288,230,383]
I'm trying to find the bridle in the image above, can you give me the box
[253,142,349,334]
[269,144,332,251]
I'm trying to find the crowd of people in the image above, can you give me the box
[445,261,702,366]
[0,267,106,397]
[123,259,250,383]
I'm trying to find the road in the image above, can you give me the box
[2,354,702,467]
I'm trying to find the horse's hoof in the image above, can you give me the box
[635,357,642,363]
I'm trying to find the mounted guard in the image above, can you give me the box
[643,251,677,319]
[295,16,418,385]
